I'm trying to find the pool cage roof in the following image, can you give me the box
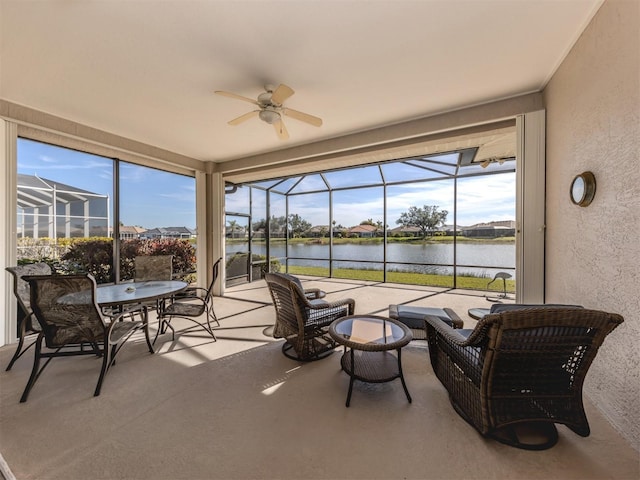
[228,146,516,196]
[17,173,109,209]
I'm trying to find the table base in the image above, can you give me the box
[340,348,412,407]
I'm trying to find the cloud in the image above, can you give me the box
[282,173,515,227]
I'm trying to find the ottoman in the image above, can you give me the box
[388,305,463,340]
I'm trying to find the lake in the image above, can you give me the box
[226,241,515,278]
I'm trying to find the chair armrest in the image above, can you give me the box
[304,288,326,300]
[170,287,207,302]
[424,314,474,346]
[178,287,207,296]
[307,297,355,315]
[425,314,485,384]
[424,315,487,347]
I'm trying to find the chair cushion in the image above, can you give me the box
[489,303,583,314]
[309,299,328,306]
[389,305,459,329]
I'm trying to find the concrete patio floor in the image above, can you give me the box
[1,276,638,480]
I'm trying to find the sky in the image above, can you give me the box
[18,138,514,231]
[227,173,515,228]
[18,138,196,229]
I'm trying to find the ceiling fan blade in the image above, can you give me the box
[274,119,289,140]
[214,90,259,105]
[270,84,295,105]
[283,108,323,127]
[228,110,259,125]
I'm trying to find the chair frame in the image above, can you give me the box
[424,306,623,449]
[5,263,52,371]
[265,272,355,361]
[19,274,153,402]
[156,257,221,342]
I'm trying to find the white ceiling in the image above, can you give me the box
[0,0,602,164]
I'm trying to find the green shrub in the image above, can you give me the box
[60,238,114,283]
[59,238,196,284]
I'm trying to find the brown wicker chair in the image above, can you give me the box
[273,272,327,302]
[5,263,52,371]
[265,273,355,361]
[424,306,623,450]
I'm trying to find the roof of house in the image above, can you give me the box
[348,224,379,234]
[120,226,147,234]
[145,226,195,235]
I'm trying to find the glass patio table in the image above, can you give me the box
[328,315,413,407]
[61,280,188,353]
[96,280,188,307]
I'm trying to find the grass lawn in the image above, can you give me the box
[286,265,515,292]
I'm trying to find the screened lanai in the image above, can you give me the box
[224,142,517,294]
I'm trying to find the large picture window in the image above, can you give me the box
[16,138,196,284]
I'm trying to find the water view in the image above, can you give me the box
[227,241,515,278]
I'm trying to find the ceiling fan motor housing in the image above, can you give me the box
[258,92,273,106]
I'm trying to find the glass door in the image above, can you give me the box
[225,214,250,286]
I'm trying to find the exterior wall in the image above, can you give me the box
[544,0,640,449]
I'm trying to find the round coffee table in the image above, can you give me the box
[328,315,413,407]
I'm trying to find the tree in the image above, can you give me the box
[396,205,448,238]
[252,218,267,232]
[287,214,311,238]
[227,219,239,238]
[269,215,287,236]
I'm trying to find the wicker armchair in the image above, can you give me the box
[265,273,355,361]
[425,306,623,450]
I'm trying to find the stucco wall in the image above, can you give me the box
[544,0,639,449]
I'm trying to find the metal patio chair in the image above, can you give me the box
[19,274,152,402]
[156,257,221,342]
[134,255,173,281]
[5,262,52,371]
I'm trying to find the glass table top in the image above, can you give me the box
[331,315,410,346]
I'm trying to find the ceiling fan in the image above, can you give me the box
[214,84,322,140]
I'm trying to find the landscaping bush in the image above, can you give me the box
[60,238,114,283]
[58,237,196,284]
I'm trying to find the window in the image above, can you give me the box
[17,138,196,284]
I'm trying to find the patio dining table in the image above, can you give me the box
[61,280,188,353]
[96,280,188,307]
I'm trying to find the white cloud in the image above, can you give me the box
[282,173,515,228]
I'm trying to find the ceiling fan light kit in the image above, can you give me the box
[258,109,281,124]
[215,83,322,140]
